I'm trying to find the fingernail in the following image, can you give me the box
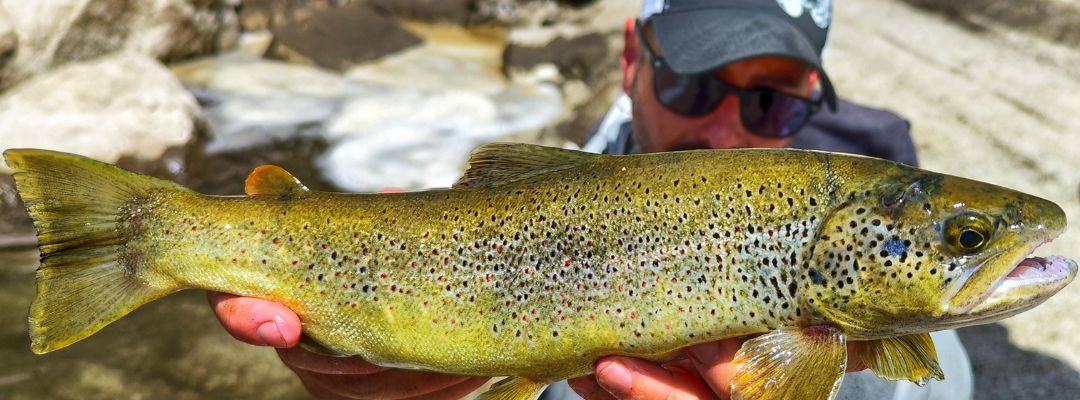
[596,359,632,396]
[256,316,288,348]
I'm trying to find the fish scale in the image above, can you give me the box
[7,144,1075,400]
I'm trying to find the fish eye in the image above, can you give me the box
[957,229,985,250]
[944,212,992,255]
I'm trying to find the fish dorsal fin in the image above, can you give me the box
[731,326,847,400]
[244,165,309,197]
[853,333,944,385]
[454,143,594,189]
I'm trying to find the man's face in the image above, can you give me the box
[622,20,818,153]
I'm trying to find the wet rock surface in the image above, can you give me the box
[0,0,240,89]
[267,3,423,70]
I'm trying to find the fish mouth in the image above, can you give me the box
[947,242,1077,318]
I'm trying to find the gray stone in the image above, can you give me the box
[0,52,204,174]
[266,3,423,71]
[503,32,610,83]
[0,7,16,74]
[367,0,472,25]
[237,0,335,31]
[0,0,240,90]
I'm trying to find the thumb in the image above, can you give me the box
[207,292,302,348]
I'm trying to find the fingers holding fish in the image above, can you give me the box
[207,292,302,348]
[276,346,390,375]
[684,339,740,398]
[284,362,489,400]
[567,375,618,400]
[592,356,721,400]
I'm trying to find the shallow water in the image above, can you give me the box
[0,248,308,400]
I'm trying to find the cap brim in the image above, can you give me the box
[650,9,837,110]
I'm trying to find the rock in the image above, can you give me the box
[503,32,610,83]
[0,52,206,247]
[0,7,16,73]
[266,4,423,71]
[237,0,335,31]
[0,173,34,248]
[0,52,205,174]
[0,0,240,90]
[367,0,472,25]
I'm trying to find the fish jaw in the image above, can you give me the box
[943,196,1072,317]
[963,255,1077,317]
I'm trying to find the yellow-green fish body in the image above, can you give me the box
[6,144,1076,400]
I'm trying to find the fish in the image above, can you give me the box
[4,143,1076,400]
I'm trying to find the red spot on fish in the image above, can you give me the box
[564,259,571,267]
[437,275,445,282]
[291,260,299,266]
[641,281,648,288]
[380,273,388,279]
[630,311,638,319]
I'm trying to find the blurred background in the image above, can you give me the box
[1,0,1079,398]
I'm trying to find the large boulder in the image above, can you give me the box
[266,3,423,71]
[0,0,240,89]
[0,52,206,246]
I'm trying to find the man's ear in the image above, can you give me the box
[621,17,640,95]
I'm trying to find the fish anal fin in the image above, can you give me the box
[244,165,308,197]
[474,376,548,400]
[731,325,847,400]
[454,143,593,189]
[854,333,944,385]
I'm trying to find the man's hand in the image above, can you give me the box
[568,339,866,400]
[207,292,489,400]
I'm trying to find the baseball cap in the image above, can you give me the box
[640,0,837,111]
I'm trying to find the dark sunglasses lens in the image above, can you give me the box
[653,66,724,117]
[740,90,811,138]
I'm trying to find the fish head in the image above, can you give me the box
[806,170,1076,338]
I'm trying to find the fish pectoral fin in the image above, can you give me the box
[454,143,594,189]
[475,376,548,400]
[244,165,309,197]
[853,333,944,385]
[731,326,847,400]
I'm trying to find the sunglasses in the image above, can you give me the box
[637,21,823,138]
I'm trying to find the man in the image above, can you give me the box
[209,1,973,399]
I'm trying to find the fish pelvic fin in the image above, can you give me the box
[731,326,847,400]
[454,143,593,189]
[3,149,187,354]
[475,377,548,400]
[853,333,944,385]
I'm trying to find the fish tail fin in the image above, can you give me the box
[3,149,187,354]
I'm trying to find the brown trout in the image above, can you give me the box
[5,144,1076,400]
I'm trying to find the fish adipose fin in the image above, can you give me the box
[730,326,847,400]
[853,333,944,385]
[3,149,186,354]
[475,376,548,400]
[245,164,309,197]
[454,143,593,189]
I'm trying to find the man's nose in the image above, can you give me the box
[697,95,750,149]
